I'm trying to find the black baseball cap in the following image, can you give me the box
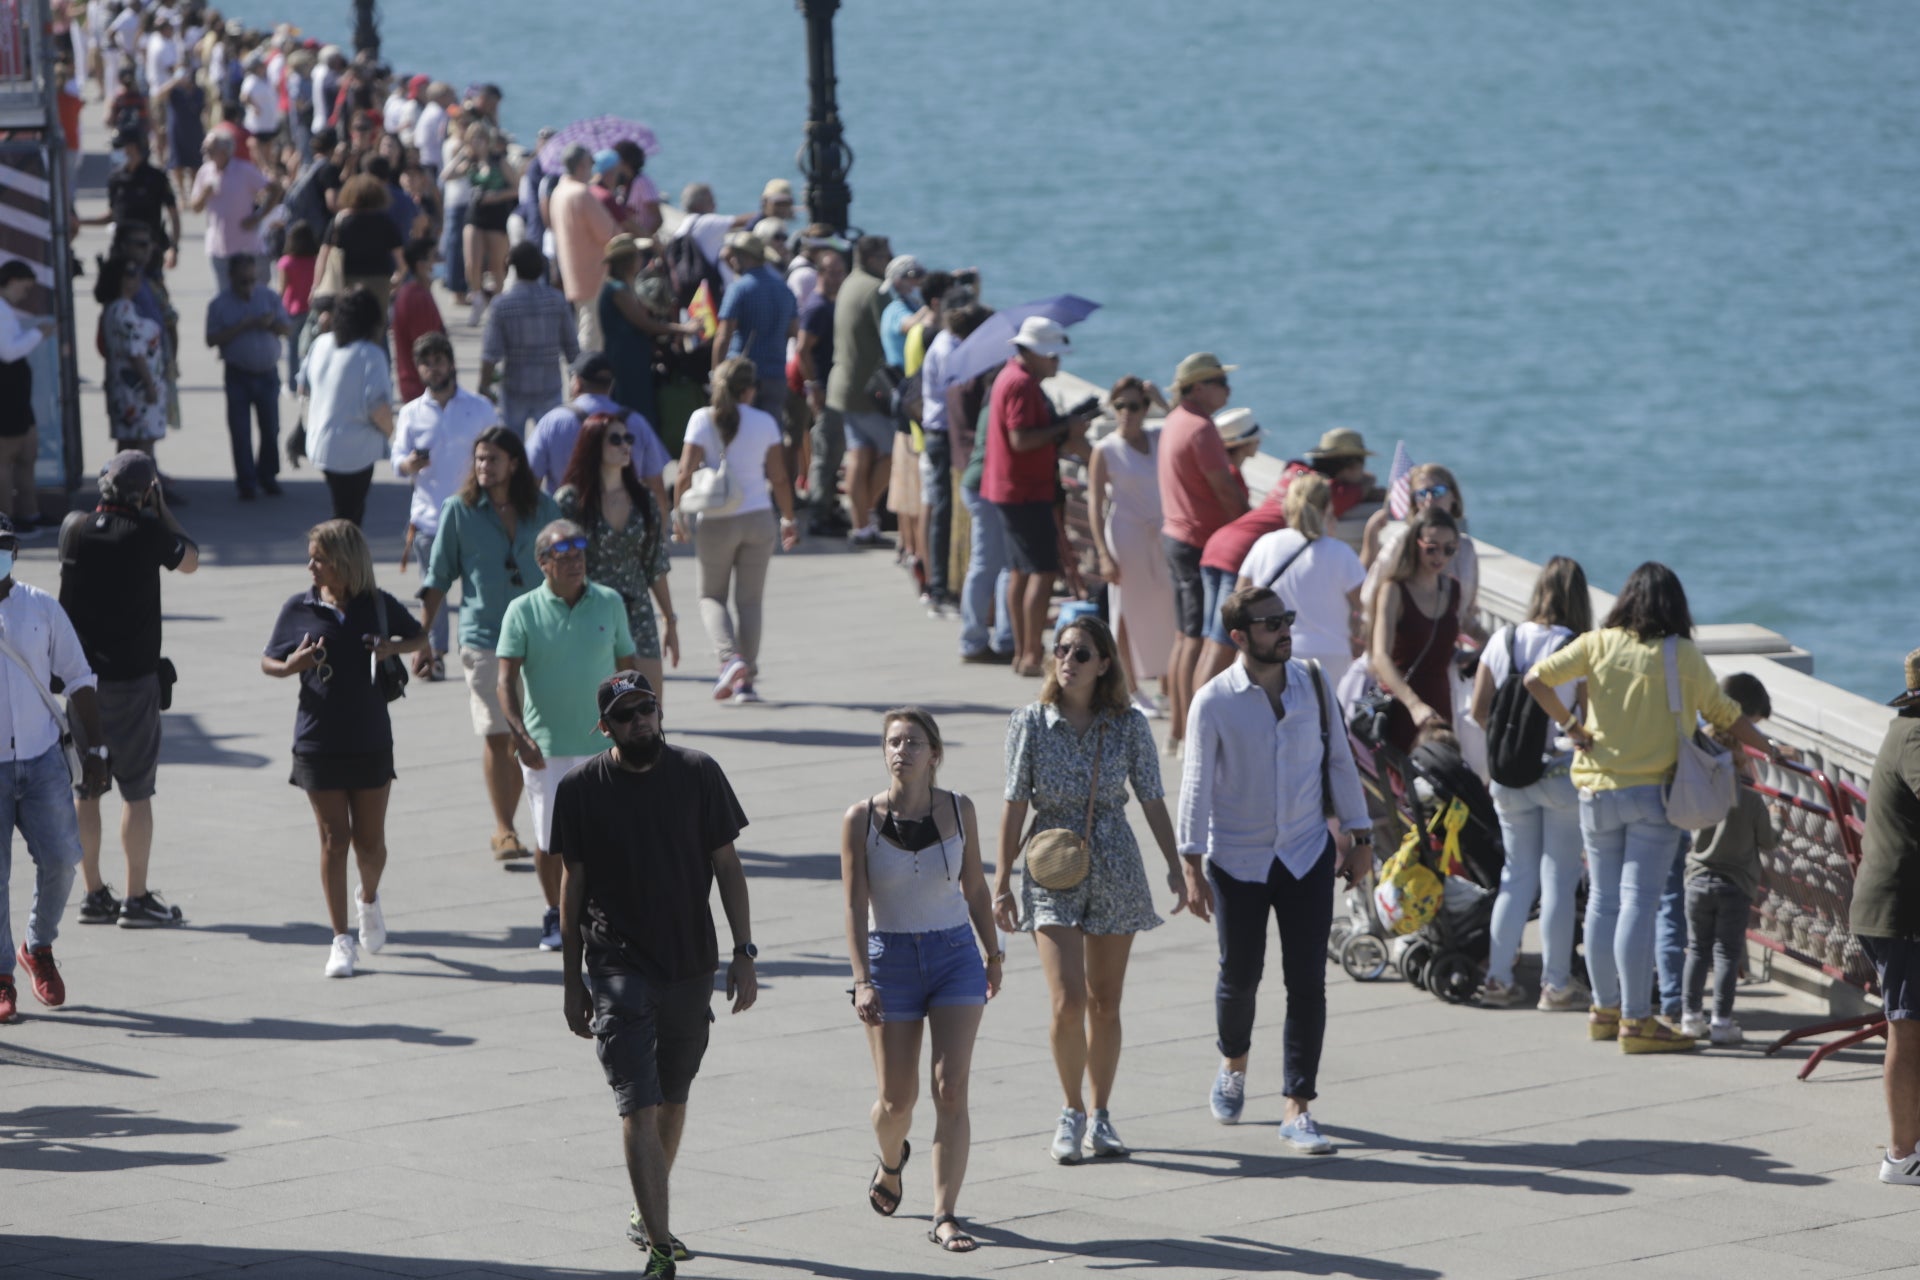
[570,351,612,382]
[597,671,655,716]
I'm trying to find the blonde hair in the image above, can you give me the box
[1284,472,1331,541]
[710,356,757,446]
[1408,463,1465,520]
[307,519,377,599]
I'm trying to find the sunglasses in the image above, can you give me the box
[1418,541,1459,557]
[605,432,635,446]
[605,700,658,723]
[1246,612,1296,634]
[1414,484,1452,500]
[1112,400,1147,412]
[542,536,590,558]
[1053,643,1095,664]
[504,552,524,588]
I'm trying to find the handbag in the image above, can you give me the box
[0,632,83,784]
[1021,722,1104,892]
[1660,635,1736,830]
[679,422,743,517]
[371,592,410,704]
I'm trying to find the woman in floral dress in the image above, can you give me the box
[95,253,168,452]
[992,616,1192,1166]
[556,412,677,701]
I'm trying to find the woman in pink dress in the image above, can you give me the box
[1088,376,1174,719]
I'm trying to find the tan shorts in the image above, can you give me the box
[887,430,923,515]
[461,646,510,737]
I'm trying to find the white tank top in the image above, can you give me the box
[865,792,972,935]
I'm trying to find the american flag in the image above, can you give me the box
[1385,440,1414,519]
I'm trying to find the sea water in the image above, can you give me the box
[225,0,1915,698]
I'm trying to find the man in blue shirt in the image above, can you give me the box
[204,254,290,500]
[712,231,797,423]
[528,353,670,517]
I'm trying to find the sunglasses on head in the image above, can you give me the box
[1053,643,1095,664]
[1414,483,1452,500]
[1245,612,1296,634]
[605,700,658,723]
[542,536,590,558]
[605,431,634,446]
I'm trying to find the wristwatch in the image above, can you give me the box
[1350,831,1373,846]
[986,950,1005,964]
[734,942,758,960]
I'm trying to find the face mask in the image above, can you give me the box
[0,550,15,579]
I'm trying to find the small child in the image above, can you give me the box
[1680,672,1779,1045]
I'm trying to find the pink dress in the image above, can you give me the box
[1096,429,1174,680]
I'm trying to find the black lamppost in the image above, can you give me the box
[351,0,380,59]
[795,0,853,233]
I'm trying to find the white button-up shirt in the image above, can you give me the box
[1177,658,1370,882]
[391,385,500,536]
[0,581,98,764]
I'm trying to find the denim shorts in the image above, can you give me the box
[1202,565,1237,646]
[1861,936,1920,1021]
[868,923,988,1021]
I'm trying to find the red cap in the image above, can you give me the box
[408,73,430,94]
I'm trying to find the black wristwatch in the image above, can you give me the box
[734,942,758,960]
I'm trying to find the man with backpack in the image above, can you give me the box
[526,354,671,518]
[1178,585,1372,1154]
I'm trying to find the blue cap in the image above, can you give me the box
[592,149,620,176]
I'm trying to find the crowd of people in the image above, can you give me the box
[2,5,1917,1275]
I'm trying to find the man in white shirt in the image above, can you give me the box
[102,2,138,108]
[392,332,498,677]
[1178,584,1371,1154]
[412,82,450,180]
[0,514,110,1023]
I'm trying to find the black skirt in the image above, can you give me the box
[289,749,395,792]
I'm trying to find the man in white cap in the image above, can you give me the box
[879,254,927,370]
[759,179,795,226]
[980,316,1096,676]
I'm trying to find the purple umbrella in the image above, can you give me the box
[944,295,1101,390]
[537,116,661,174]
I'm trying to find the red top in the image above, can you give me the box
[278,254,316,316]
[1202,483,1286,574]
[390,279,447,404]
[590,183,632,226]
[1279,458,1370,518]
[981,357,1055,505]
[57,85,82,148]
[1157,403,1235,547]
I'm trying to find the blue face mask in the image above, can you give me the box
[0,549,14,579]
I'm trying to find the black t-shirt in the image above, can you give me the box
[106,163,177,252]
[58,508,188,681]
[551,746,747,980]
[263,587,423,756]
[326,211,403,279]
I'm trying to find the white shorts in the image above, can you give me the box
[521,754,592,852]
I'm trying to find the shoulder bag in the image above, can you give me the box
[679,419,743,517]
[370,592,411,703]
[1660,635,1736,830]
[0,631,82,784]
[1021,720,1105,892]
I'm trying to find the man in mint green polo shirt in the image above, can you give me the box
[498,518,638,951]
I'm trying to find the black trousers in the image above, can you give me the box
[323,465,375,528]
[1208,839,1336,1101]
[922,428,953,596]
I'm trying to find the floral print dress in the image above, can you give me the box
[1004,702,1166,935]
[557,484,671,660]
[103,298,167,442]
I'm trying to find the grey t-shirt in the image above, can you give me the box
[1686,786,1776,902]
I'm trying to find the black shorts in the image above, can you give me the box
[995,500,1059,575]
[1163,535,1206,638]
[589,962,715,1114]
[1861,936,1920,1021]
[469,200,511,233]
[289,749,395,792]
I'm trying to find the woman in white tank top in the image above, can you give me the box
[839,707,1000,1253]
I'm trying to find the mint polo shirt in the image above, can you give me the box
[496,580,636,758]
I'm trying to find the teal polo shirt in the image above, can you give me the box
[496,580,636,758]
[423,490,564,651]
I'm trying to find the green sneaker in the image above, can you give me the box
[641,1243,676,1279]
[627,1209,691,1260]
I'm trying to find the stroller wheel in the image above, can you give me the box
[1430,952,1479,1005]
[1401,939,1433,991]
[1340,932,1389,982]
[1327,918,1354,962]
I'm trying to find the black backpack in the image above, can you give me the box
[666,226,725,313]
[1486,626,1573,789]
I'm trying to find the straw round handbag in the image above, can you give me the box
[1022,724,1104,892]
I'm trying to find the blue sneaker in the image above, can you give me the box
[1209,1067,1245,1125]
[1278,1111,1334,1154]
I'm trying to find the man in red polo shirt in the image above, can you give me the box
[1157,352,1247,751]
[980,317,1094,677]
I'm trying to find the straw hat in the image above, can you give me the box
[1306,427,1375,460]
[1893,647,1920,709]
[1173,351,1236,392]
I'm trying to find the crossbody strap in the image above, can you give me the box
[1082,722,1106,836]
[1262,535,1315,594]
[0,630,68,727]
[1306,659,1336,818]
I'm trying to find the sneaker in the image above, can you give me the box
[1209,1067,1246,1125]
[1131,691,1164,719]
[1278,1111,1334,1154]
[1619,1016,1697,1054]
[1049,1108,1087,1164]
[429,654,447,682]
[1537,979,1591,1011]
[324,933,357,978]
[260,478,283,497]
[626,1209,692,1260]
[1709,1019,1744,1046]
[641,1244,676,1279]
[731,683,762,704]
[1476,977,1529,1008]
[0,973,15,1023]
[713,658,748,701]
[356,891,386,954]
[538,906,562,952]
[1678,1011,1710,1039]
[78,885,121,924]
[1588,1005,1622,1041]
[467,294,488,327]
[1085,1109,1129,1158]
[16,943,63,1007]
[1879,1152,1920,1186]
[849,525,885,548]
[118,891,183,929]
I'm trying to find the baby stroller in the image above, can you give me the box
[1334,724,1506,1004]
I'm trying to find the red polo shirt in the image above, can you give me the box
[1158,403,1234,547]
[1202,482,1285,574]
[981,357,1056,505]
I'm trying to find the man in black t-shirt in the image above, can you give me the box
[86,132,182,280]
[57,451,197,929]
[553,671,756,1275]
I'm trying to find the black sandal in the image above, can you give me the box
[929,1213,978,1252]
[867,1139,910,1216]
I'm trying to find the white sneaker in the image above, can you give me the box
[714,658,748,701]
[1049,1108,1087,1165]
[1679,1012,1710,1039]
[324,933,357,978]
[1537,979,1592,1011]
[1709,1019,1744,1046]
[356,891,386,954]
[1278,1111,1334,1154]
[1881,1152,1920,1185]
[1131,692,1163,719]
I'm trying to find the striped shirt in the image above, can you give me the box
[479,279,579,405]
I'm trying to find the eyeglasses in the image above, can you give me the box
[1414,484,1452,500]
[1112,400,1146,413]
[1053,644,1095,664]
[605,432,634,446]
[1246,612,1296,633]
[605,700,658,723]
[1417,540,1459,557]
[542,537,590,558]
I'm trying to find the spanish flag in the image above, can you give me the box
[687,280,717,341]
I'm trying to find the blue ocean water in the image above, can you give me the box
[232,0,1915,699]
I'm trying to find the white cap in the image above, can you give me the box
[1213,406,1261,447]
[883,254,926,289]
[1014,316,1071,357]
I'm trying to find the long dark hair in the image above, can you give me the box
[92,253,133,306]
[560,413,656,540]
[458,426,541,517]
[1602,561,1693,642]
[332,285,383,347]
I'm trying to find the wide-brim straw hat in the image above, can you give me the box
[1307,427,1375,459]
[1893,647,1920,708]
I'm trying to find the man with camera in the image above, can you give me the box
[57,451,197,933]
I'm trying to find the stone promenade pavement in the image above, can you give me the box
[1,189,1916,1280]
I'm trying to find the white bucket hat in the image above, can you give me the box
[1013,316,1071,357]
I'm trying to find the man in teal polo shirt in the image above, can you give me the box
[499,519,639,952]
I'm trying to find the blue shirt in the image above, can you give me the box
[717,264,798,374]
[526,394,669,492]
[205,284,287,373]
[386,182,420,243]
[880,293,916,368]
